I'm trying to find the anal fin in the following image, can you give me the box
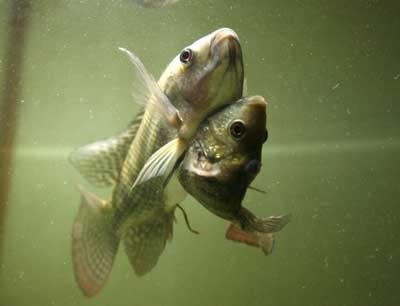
[123,211,174,276]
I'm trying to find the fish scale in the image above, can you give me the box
[179,96,291,245]
[69,113,143,188]
[113,109,176,214]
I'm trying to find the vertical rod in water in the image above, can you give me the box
[0,0,32,262]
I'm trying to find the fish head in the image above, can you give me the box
[178,96,268,221]
[159,28,244,126]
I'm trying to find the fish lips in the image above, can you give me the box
[210,28,242,64]
[184,140,261,188]
[179,167,245,221]
[209,28,243,82]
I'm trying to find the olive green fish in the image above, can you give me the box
[70,28,243,297]
[178,95,291,254]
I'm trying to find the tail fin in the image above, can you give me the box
[71,188,120,297]
[123,211,174,276]
[226,223,275,255]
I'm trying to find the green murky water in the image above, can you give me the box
[1,1,399,305]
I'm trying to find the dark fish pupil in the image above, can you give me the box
[180,48,192,63]
[230,121,246,138]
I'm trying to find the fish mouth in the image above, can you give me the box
[246,95,267,111]
[210,28,242,64]
[189,155,221,177]
[187,141,221,177]
[194,27,243,111]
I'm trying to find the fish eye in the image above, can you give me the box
[263,130,268,143]
[179,48,193,64]
[230,120,246,139]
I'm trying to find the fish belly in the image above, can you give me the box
[163,173,187,211]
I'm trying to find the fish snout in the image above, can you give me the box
[211,28,241,62]
[246,95,267,112]
[214,28,240,43]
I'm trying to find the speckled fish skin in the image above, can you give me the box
[178,96,267,222]
[70,28,244,297]
[178,96,291,253]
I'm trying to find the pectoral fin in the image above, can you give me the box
[131,138,187,189]
[118,47,182,129]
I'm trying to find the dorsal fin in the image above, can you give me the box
[69,110,144,187]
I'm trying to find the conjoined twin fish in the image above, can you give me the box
[70,28,290,297]
[70,28,244,296]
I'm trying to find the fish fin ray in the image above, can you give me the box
[131,138,186,189]
[72,188,119,297]
[240,207,291,233]
[69,110,144,187]
[123,211,174,276]
[118,47,181,128]
[225,223,275,256]
[258,214,292,233]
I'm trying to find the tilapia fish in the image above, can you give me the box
[70,28,243,296]
[178,96,291,255]
[117,27,244,189]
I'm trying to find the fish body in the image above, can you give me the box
[70,28,244,296]
[178,96,291,253]
[118,27,243,196]
[123,27,244,188]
